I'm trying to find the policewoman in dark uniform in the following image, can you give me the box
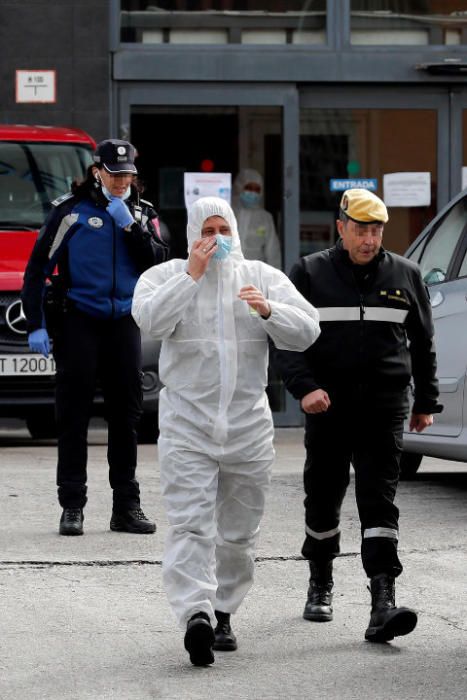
[22,139,168,536]
[273,189,441,643]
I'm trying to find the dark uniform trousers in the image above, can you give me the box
[53,307,143,510]
[302,388,408,578]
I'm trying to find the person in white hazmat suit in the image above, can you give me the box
[232,168,282,268]
[132,196,320,667]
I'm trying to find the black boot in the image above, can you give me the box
[110,507,156,534]
[213,610,237,651]
[59,508,84,536]
[303,560,333,622]
[184,612,215,666]
[365,573,417,643]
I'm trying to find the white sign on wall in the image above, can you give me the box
[184,172,231,209]
[16,70,56,103]
[383,172,431,207]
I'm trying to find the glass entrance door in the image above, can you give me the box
[299,89,449,258]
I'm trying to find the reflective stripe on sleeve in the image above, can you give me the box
[305,525,340,540]
[48,213,79,259]
[363,527,399,540]
[317,307,408,323]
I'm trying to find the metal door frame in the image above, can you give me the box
[115,81,302,425]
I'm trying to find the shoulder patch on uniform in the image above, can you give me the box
[140,198,154,207]
[51,192,73,207]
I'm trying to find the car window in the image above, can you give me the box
[0,141,93,228]
[416,198,467,285]
[456,246,467,279]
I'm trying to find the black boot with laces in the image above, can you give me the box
[365,573,417,643]
[59,508,84,536]
[110,507,156,534]
[213,610,237,651]
[303,560,334,622]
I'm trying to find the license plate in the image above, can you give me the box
[0,354,56,376]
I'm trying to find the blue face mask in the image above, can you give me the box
[212,234,232,261]
[240,190,260,209]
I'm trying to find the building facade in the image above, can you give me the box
[2,0,467,424]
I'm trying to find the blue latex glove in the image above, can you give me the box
[28,328,50,358]
[106,197,135,229]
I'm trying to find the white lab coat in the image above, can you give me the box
[132,196,320,626]
[233,168,282,268]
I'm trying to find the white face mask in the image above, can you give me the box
[97,176,131,201]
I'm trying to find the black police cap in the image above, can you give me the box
[93,139,137,174]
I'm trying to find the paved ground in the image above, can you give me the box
[0,424,466,699]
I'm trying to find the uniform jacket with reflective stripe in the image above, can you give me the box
[274,240,440,414]
[22,187,168,332]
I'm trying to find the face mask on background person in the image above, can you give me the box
[212,234,233,261]
[240,190,261,209]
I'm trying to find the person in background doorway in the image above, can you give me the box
[132,196,319,666]
[273,188,442,644]
[232,168,282,268]
[22,139,168,536]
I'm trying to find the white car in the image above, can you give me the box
[402,188,467,477]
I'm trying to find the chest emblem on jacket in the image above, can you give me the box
[88,216,104,228]
[380,289,410,305]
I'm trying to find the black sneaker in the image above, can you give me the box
[184,612,215,666]
[59,508,84,536]
[110,507,156,534]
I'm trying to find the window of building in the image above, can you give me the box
[350,1,467,46]
[299,108,437,256]
[120,1,327,45]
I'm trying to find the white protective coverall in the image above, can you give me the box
[232,168,282,268]
[132,197,320,627]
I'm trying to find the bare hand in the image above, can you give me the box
[409,413,433,432]
[187,237,218,281]
[301,389,331,414]
[238,285,271,319]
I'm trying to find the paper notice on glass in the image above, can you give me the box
[383,172,431,207]
[184,172,231,209]
[462,167,467,191]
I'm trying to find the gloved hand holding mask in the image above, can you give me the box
[106,197,135,229]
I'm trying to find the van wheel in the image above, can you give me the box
[26,411,57,440]
[399,452,423,480]
[137,411,159,444]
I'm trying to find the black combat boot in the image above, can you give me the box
[213,610,237,651]
[184,612,215,666]
[365,573,417,643]
[303,560,333,622]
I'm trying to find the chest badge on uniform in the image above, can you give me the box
[88,216,104,228]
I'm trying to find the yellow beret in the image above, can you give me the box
[340,189,388,224]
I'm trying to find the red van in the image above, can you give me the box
[0,125,96,437]
[0,124,162,441]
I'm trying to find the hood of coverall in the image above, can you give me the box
[233,169,264,210]
[186,196,244,264]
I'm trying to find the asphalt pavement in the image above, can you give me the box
[0,424,466,700]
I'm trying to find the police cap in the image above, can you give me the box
[93,139,137,174]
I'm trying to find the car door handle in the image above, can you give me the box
[430,291,443,307]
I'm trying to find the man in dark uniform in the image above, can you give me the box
[22,139,168,536]
[273,188,442,643]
